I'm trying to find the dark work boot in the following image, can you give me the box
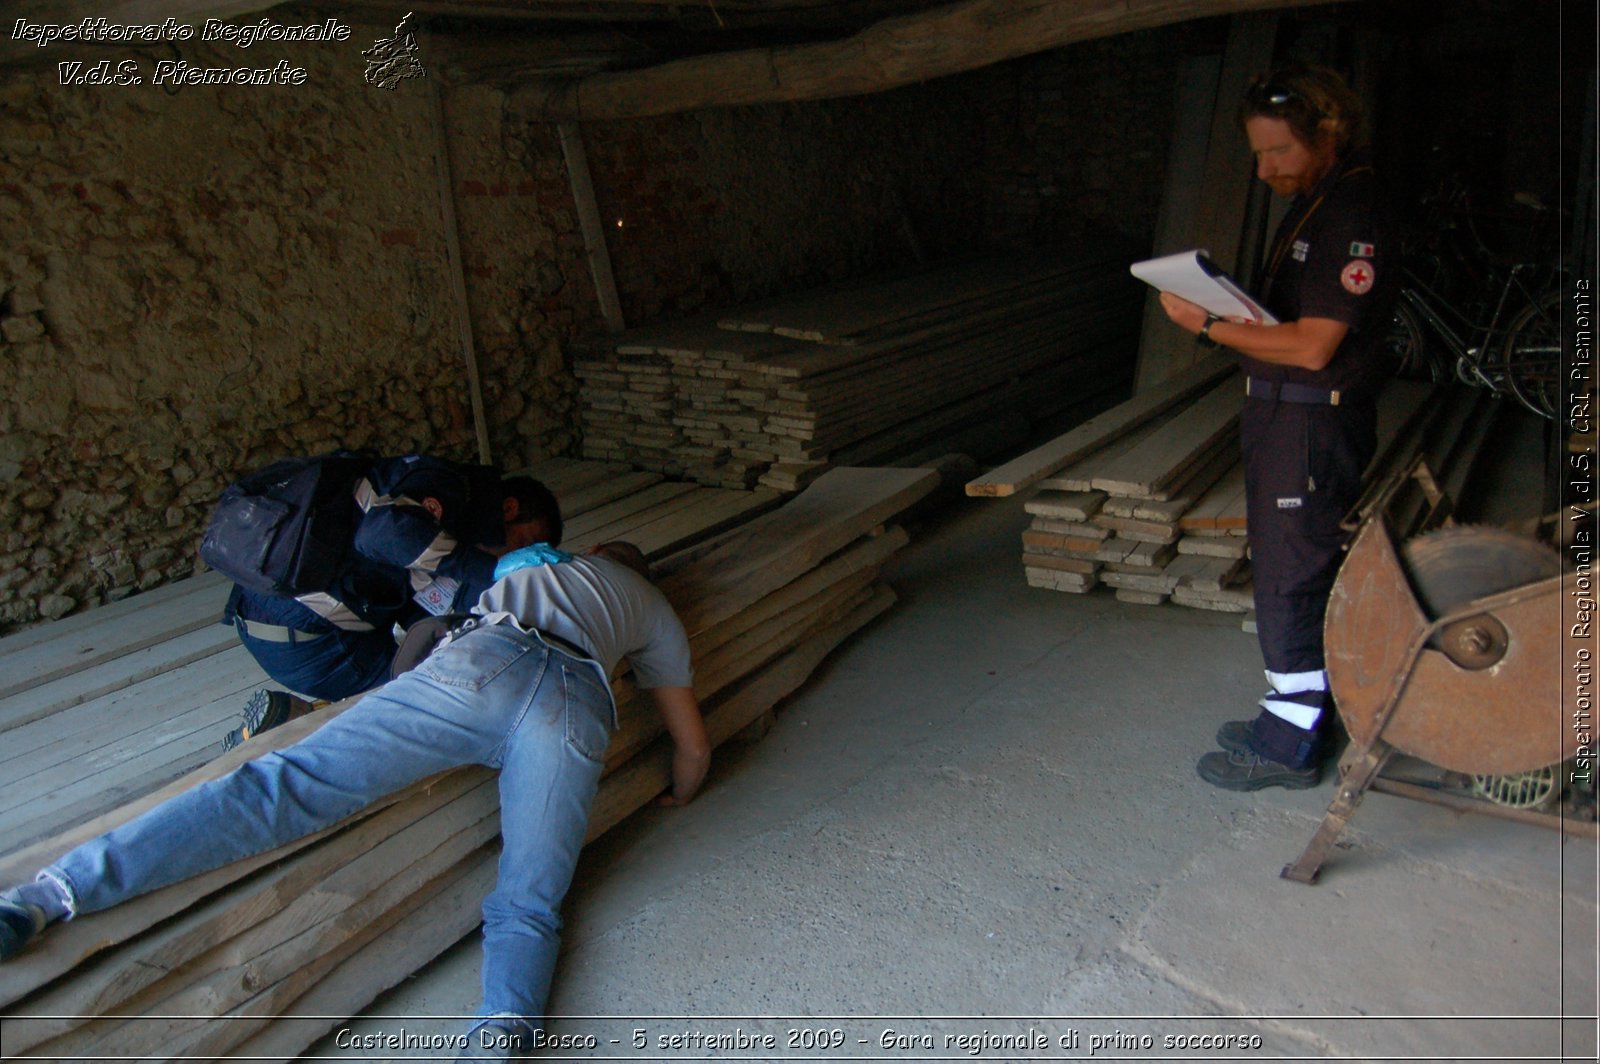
[1214,718,1255,756]
[0,896,45,961]
[1197,748,1322,790]
[1216,715,1342,764]
[1198,709,1324,791]
[0,878,70,961]
[222,690,313,752]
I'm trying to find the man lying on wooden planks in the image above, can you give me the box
[0,540,711,1060]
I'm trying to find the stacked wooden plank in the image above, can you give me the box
[0,457,781,860]
[0,466,937,1062]
[574,253,1145,492]
[1019,378,1248,607]
[974,368,1455,620]
[0,572,257,862]
[1169,460,1253,613]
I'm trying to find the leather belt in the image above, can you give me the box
[458,617,592,663]
[534,629,592,662]
[1246,377,1341,406]
[237,618,329,644]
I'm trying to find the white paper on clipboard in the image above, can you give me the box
[1129,249,1278,325]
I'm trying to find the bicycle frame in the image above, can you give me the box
[1398,262,1548,389]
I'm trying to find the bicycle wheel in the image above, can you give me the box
[1383,301,1443,381]
[1500,288,1565,419]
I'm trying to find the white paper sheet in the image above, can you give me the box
[1129,249,1278,325]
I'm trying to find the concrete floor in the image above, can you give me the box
[318,486,1598,1063]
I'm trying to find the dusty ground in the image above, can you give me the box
[317,467,1598,1063]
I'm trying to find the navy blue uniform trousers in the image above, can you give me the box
[1242,392,1376,675]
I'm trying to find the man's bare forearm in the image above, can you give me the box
[652,685,710,805]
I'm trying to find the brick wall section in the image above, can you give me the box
[0,20,1192,632]
[569,24,1197,326]
[443,87,595,464]
[576,98,980,324]
[967,31,1196,251]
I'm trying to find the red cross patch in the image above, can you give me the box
[1340,259,1375,295]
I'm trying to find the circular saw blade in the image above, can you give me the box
[1400,525,1561,617]
[1329,522,1568,775]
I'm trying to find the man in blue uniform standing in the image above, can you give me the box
[1159,64,1393,789]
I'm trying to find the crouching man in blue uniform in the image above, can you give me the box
[1158,64,1393,790]
[224,462,562,749]
[1,541,711,1059]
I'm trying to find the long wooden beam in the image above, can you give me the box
[559,122,628,333]
[426,66,497,465]
[512,0,1345,121]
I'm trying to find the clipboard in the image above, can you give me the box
[1129,250,1278,325]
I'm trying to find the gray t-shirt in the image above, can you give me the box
[472,554,693,689]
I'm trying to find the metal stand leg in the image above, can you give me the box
[1281,740,1393,884]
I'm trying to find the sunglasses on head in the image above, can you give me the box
[1247,80,1299,108]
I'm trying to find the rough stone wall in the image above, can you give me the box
[0,29,578,631]
[0,18,1189,633]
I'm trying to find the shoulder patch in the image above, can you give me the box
[1340,260,1375,295]
[1348,241,1375,257]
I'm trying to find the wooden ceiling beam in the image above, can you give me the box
[423,31,658,82]
[334,0,808,13]
[328,0,683,21]
[511,0,1344,121]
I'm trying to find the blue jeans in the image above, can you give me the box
[47,623,615,1038]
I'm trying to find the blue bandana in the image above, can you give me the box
[494,543,574,580]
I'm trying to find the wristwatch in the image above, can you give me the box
[1197,314,1220,348]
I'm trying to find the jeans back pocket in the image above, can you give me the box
[562,663,614,762]
[418,625,531,691]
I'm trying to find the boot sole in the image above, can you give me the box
[222,690,299,752]
[1197,768,1322,791]
[1196,752,1321,791]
